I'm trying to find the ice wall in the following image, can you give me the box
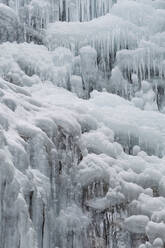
[2,66,165,248]
[1,0,165,248]
[1,42,165,247]
[0,4,23,42]
[0,0,115,27]
[45,0,165,108]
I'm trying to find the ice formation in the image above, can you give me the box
[0,0,165,248]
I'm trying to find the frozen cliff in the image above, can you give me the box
[0,0,165,248]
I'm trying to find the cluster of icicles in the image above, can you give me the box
[3,0,114,28]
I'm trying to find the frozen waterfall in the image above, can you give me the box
[0,0,165,248]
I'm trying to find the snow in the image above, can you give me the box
[146,222,165,243]
[124,215,149,234]
[1,0,165,247]
[46,14,142,59]
[44,0,165,110]
[153,238,164,248]
[2,72,165,247]
[0,42,74,89]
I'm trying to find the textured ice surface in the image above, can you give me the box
[0,0,115,23]
[1,71,165,247]
[1,0,165,248]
